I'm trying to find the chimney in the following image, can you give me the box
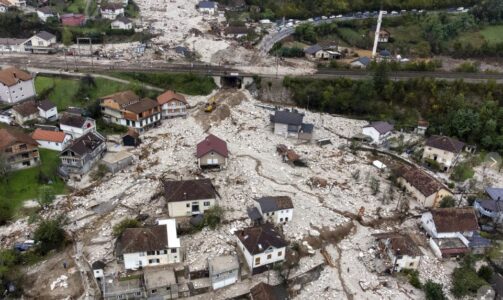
[183,192,187,200]
[13,72,17,79]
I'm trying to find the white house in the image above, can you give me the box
[32,129,71,151]
[270,109,314,141]
[350,56,371,69]
[91,261,105,279]
[374,232,422,273]
[235,224,287,274]
[253,196,293,225]
[111,16,132,30]
[100,3,124,20]
[421,208,479,258]
[37,99,58,120]
[423,135,465,171]
[474,187,503,223]
[116,219,181,270]
[162,179,217,217]
[362,121,394,144]
[0,67,36,104]
[11,101,39,125]
[0,38,27,53]
[23,31,57,54]
[36,6,55,22]
[59,113,96,139]
[197,1,216,14]
[156,90,188,118]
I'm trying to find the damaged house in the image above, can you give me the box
[475,187,503,223]
[270,109,314,141]
[208,255,240,290]
[162,178,217,217]
[115,219,181,270]
[196,134,228,169]
[395,166,453,208]
[373,232,422,273]
[58,131,106,179]
[235,223,287,274]
[248,196,294,225]
[423,135,465,171]
[59,113,96,139]
[421,208,483,258]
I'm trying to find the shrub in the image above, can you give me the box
[90,164,109,181]
[34,217,67,255]
[450,162,475,182]
[467,195,477,206]
[37,185,56,209]
[113,218,141,237]
[370,177,380,195]
[451,266,486,297]
[439,196,456,208]
[401,268,421,288]
[425,158,442,172]
[423,280,446,300]
[477,265,493,282]
[201,205,224,230]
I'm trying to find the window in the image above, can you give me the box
[171,249,177,253]
[146,251,155,256]
[148,258,160,264]
[116,295,125,299]
[204,201,210,206]
[280,218,283,222]
[186,203,190,208]
[151,289,157,294]
[19,144,27,150]
[409,262,414,266]
[135,291,142,296]
[278,251,282,257]
[5,147,12,153]
[267,254,272,259]
[255,257,260,266]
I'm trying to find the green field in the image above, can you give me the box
[0,149,67,214]
[35,76,129,110]
[480,25,503,45]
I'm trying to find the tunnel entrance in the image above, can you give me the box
[221,75,243,89]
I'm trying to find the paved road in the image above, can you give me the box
[2,55,502,83]
[258,9,469,53]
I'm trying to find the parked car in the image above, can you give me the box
[321,16,327,20]
[14,240,35,252]
[336,14,343,18]
[329,15,335,19]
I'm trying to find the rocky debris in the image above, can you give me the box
[50,275,68,290]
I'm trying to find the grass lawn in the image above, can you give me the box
[113,72,216,95]
[35,75,129,110]
[0,149,67,214]
[480,25,503,45]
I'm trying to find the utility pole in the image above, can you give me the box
[372,10,384,59]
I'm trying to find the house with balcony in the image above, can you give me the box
[121,98,161,133]
[100,90,141,124]
[161,178,217,217]
[58,131,106,179]
[0,67,36,104]
[22,31,57,54]
[421,208,480,258]
[423,135,464,171]
[373,232,422,273]
[235,223,287,274]
[156,90,188,118]
[59,113,96,139]
[0,127,40,170]
[115,219,181,270]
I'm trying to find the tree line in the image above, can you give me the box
[283,64,503,154]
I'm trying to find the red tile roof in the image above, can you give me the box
[0,67,32,87]
[196,134,228,158]
[156,90,187,105]
[32,128,66,143]
[0,127,38,150]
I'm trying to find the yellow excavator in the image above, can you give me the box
[205,96,217,113]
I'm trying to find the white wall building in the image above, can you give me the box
[59,113,96,139]
[32,129,71,151]
[374,232,422,273]
[235,224,287,274]
[36,7,55,22]
[116,219,181,270]
[198,1,216,14]
[253,196,293,225]
[100,4,124,20]
[0,67,36,104]
[362,121,394,144]
[111,16,133,30]
[162,179,217,217]
[37,100,58,120]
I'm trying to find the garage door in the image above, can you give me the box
[213,277,237,290]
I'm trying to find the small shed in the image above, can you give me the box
[102,151,134,174]
[122,129,140,147]
[92,260,105,279]
[208,255,239,290]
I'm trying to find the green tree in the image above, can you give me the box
[34,217,67,255]
[113,218,141,237]
[0,200,13,225]
[477,265,493,282]
[423,280,446,300]
[0,153,9,181]
[373,62,390,93]
[370,177,380,195]
[37,186,55,209]
[439,196,456,208]
[451,265,487,298]
[62,28,73,46]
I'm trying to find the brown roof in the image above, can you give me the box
[101,2,123,10]
[426,135,464,154]
[250,282,289,300]
[62,131,105,156]
[0,67,32,87]
[162,179,216,203]
[116,225,167,255]
[196,134,228,158]
[0,127,38,150]
[12,101,38,117]
[373,232,422,257]
[396,166,448,197]
[101,90,140,108]
[431,208,479,233]
[124,98,159,114]
[38,99,56,111]
[32,128,65,142]
[59,113,92,128]
[235,223,287,255]
[157,90,187,105]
